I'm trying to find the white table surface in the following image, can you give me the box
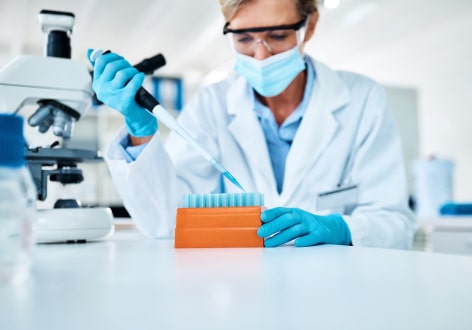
[1,229,472,330]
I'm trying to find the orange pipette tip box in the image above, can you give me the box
[174,206,264,248]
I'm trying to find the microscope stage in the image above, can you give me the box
[36,207,114,243]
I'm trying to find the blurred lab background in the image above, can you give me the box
[0,0,471,218]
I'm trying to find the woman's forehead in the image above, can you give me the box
[229,0,299,30]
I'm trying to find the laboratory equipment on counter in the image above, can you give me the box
[412,156,454,216]
[89,49,246,192]
[26,146,114,243]
[0,114,36,283]
[0,9,113,243]
[174,193,265,248]
[440,202,472,215]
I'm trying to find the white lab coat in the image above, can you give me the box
[106,58,416,249]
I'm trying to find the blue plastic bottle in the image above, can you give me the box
[0,114,36,283]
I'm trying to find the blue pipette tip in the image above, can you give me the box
[223,171,246,192]
[181,192,264,208]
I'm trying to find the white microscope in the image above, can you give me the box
[0,10,114,243]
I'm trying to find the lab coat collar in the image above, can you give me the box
[282,59,351,200]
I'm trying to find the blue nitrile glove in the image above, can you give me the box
[87,49,157,137]
[257,207,352,247]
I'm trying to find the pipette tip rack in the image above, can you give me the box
[174,193,265,248]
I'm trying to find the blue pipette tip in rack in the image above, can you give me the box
[181,193,264,208]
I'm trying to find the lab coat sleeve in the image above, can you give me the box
[105,127,182,238]
[341,84,417,249]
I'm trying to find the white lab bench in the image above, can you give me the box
[1,228,472,330]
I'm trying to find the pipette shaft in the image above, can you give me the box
[150,103,245,192]
[137,89,246,191]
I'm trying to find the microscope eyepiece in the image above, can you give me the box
[46,30,71,58]
[38,9,75,58]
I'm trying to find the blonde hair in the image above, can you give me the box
[218,0,318,21]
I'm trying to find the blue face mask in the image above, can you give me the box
[234,46,306,97]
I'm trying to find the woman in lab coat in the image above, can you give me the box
[90,0,415,248]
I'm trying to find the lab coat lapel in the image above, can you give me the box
[282,61,350,199]
[227,77,276,191]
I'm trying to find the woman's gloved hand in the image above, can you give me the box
[87,49,157,137]
[257,207,352,247]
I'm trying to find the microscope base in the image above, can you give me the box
[36,207,115,243]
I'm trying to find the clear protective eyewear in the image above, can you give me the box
[223,18,307,56]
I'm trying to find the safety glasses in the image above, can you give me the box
[223,18,307,56]
[223,18,307,34]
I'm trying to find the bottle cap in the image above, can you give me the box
[0,114,26,167]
